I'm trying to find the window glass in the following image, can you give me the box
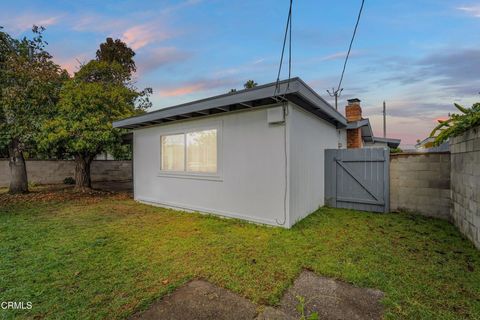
[161,134,185,171]
[186,129,217,173]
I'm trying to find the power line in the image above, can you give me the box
[337,0,365,92]
[328,0,365,109]
[275,0,293,95]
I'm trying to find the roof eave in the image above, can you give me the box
[113,78,347,129]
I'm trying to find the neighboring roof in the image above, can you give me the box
[415,136,435,148]
[347,118,401,148]
[371,136,401,148]
[415,136,450,152]
[113,77,347,129]
[347,119,374,142]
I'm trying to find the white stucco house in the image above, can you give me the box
[114,78,347,228]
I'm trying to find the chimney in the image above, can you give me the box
[345,98,363,149]
[345,98,362,122]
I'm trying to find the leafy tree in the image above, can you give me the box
[0,26,66,194]
[228,80,258,93]
[96,37,136,75]
[430,102,480,145]
[38,41,151,191]
[243,80,257,89]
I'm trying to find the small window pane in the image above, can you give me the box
[161,134,185,171]
[186,129,217,173]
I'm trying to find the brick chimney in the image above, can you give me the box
[345,98,363,148]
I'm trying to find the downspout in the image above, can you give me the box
[276,102,289,226]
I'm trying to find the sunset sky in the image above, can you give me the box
[1,0,479,147]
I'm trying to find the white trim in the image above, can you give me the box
[156,172,223,181]
[135,196,283,227]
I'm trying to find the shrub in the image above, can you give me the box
[430,102,480,145]
[390,147,402,154]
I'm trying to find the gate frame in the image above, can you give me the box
[325,148,390,213]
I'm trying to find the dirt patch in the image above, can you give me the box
[130,280,258,320]
[0,183,131,206]
[131,271,384,320]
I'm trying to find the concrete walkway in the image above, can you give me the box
[130,271,384,320]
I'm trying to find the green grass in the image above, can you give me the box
[0,194,479,319]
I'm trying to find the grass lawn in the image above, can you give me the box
[0,190,479,319]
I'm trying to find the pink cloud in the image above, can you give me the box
[2,13,60,34]
[122,24,173,51]
[56,54,89,75]
[160,84,206,97]
[158,78,238,97]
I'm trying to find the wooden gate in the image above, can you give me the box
[325,148,390,213]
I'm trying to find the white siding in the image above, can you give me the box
[288,104,346,226]
[133,106,288,226]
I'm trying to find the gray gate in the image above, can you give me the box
[325,148,390,213]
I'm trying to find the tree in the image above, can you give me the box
[430,102,480,145]
[96,37,136,75]
[244,80,257,89]
[38,41,151,191]
[0,26,66,194]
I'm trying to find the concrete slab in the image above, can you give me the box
[130,280,258,320]
[256,307,295,320]
[131,271,384,320]
[278,271,384,320]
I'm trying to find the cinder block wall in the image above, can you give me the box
[390,152,451,220]
[450,126,480,249]
[0,160,132,187]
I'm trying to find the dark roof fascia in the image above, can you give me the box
[372,136,401,148]
[346,118,370,129]
[113,78,347,129]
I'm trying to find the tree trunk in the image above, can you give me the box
[8,138,29,194]
[74,154,93,192]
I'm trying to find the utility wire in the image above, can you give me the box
[336,0,365,93]
[288,0,292,86]
[275,0,293,95]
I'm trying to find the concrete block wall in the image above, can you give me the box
[0,160,132,187]
[390,152,451,220]
[450,126,480,249]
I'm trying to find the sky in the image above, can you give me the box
[1,0,480,147]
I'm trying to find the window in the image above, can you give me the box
[161,134,185,171]
[187,129,217,173]
[160,129,218,174]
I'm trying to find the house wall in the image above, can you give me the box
[390,152,451,220]
[450,126,480,249]
[133,106,288,227]
[288,104,346,226]
[0,160,132,187]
